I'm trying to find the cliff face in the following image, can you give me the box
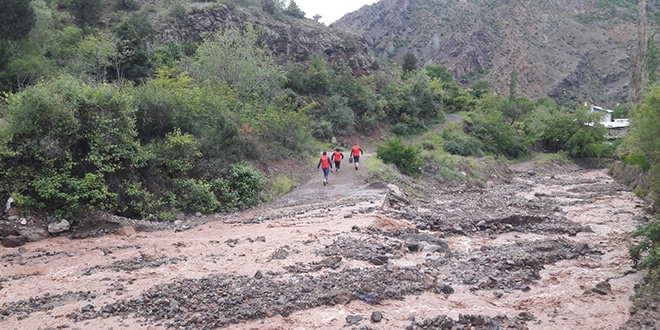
[150,3,376,75]
[334,0,660,106]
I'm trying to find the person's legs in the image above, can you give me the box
[323,168,330,184]
[335,161,341,172]
[353,156,360,170]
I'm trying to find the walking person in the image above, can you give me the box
[317,151,332,186]
[331,148,344,173]
[351,143,363,170]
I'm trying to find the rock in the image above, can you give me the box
[415,222,428,230]
[346,314,363,325]
[254,270,263,279]
[169,299,179,311]
[48,219,70,234]
[174,220,184,227]
[369,255,388,265]
[331,136,338,144]
[344,214,353,218]
[116,226,136,236]
[147,214,158,221]
[592,280,611,295]
[195,212,202,217]
[1,235,26,247]
[358,292,380,304]
[18,247,26,254]
[17,226,49,242]
[371,311,383,322]
[255,236,266,242]
[440,284,455,294]
[19,218,26,225]
[351,225,360,232]
[175,212,186,220]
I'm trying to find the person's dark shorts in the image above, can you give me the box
[353,156,360,163]
[334,161,341,169]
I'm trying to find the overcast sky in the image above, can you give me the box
[293,0,379,25]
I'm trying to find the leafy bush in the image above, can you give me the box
[212,164,264,210]
[173,178,219,213]
[376,138,425,178]
[443,132,483,157]
[0,76,146,218]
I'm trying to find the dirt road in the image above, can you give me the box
[0,157,646,330]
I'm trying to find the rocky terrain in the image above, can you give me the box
[0,155,650,329]
[335,0,660,106]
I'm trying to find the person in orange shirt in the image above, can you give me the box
[351,143,363,170]
[317,151,333,185]
[331,148,344,173]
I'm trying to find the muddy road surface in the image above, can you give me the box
[0,157,647,330]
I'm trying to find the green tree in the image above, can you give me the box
[191,25,284,100]
[284,0,305,18]
[402,52,418,75]
[509,68,518,99]
[425,64,453,84]
[261,0,276,14]
[70,0,103,28]
[646,36,660,84]
[0,0,36,41]
[470,79,492,98]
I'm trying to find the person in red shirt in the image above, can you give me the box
[331,148,344,173]
[317,151,333,185]
[351,143,363,170]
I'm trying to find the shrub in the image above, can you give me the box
[376,138,425,178]
[443,133,482,157]
[173,178,219,213]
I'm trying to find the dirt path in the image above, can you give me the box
[0,158,646,330]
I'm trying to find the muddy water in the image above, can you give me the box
[0,167,645,330]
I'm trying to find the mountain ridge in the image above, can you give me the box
[334,0,660,106]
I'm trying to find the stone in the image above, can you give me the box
[1,235,26,248]
[116,226,136,236]
[174,220,184,227]
[415,222,428,230]
[195,212,202,217]
[592,280,611,295]
[19,218,26,225]
[18,226,49,242]
[254,270,263,279]
[48,219,70,234]
[147,214,158,221]
[369,255,388,265]
[346,314,363,325]
[18,247,26,254]
[371,311,383,322]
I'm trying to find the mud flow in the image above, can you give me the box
[0,158,645,330]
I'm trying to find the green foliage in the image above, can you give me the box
[442,126,483,157]
[173,178,219,213]
[270,175,293,197]
[284,0,305,18]
[70,0,103,28]
[112,12,153,82]
[425,64,453,84]
[376,138,425,178]
[624,86,660,194]
[0,0,37,41]
[322,95,355,136]
[402,52,418,75]
[211,164,264,210]
[191,25,284,100]
[0,76,145,218]
[536,107,610,158]
[470,79,492,99]
[261,0,277,14]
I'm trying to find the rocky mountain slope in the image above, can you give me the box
[334,0,660,106]
[149,2,376,75]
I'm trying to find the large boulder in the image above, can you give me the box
[2,235,26,248]
[48,219,70,234]
[18,226,49,242]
